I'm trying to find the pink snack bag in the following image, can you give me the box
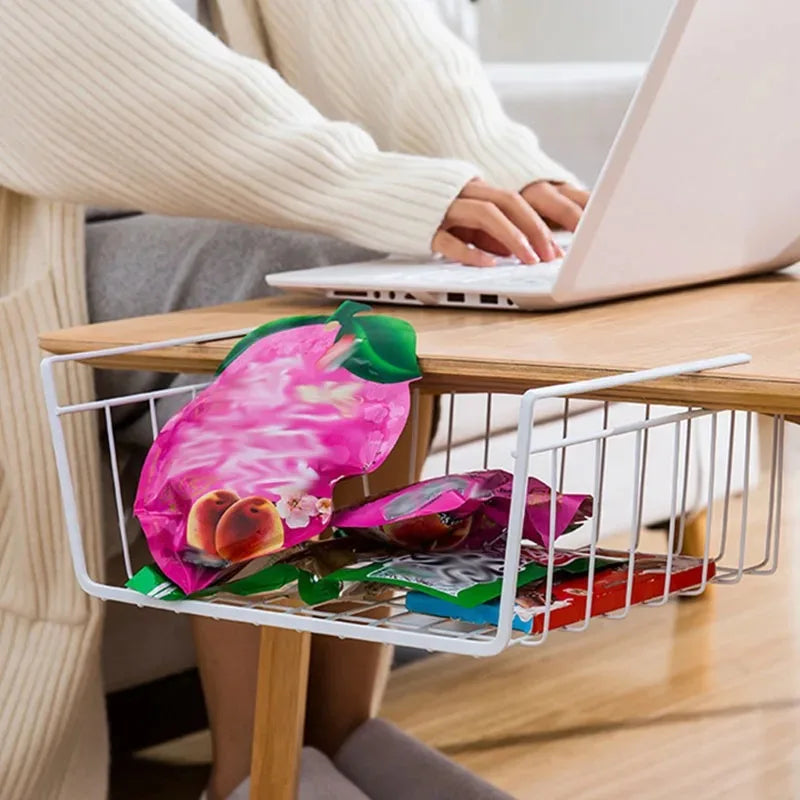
[134,302,420,593]
[332,470,593,550]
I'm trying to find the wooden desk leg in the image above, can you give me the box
[679,510,708,558]
[250,627,311,800]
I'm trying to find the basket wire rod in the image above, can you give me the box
[715,412,737,562]
[565,418,607,632]
[496,394,538,649]
[516,406,712,458]
[647,420,683,606]
[483,394,493,470]
[735,413,754,580]
[357,609,456,636]
[604,427,646,620]
[43,327,256,366]
[103,407,135,579]
[681,413,718,596]
[753,413,781,571]
[558,399,570,492]
[518,353,750,406]
[366,611,416,630]
[54,380,210,415]
[444,393,456,475]
[716,412,753,583]
[449,625,497,641]
[326,599,395,623]
[769,416,785,574]
[410,613,470,635]
[538,448,561,644]
[751,415,785,575]
[756,414,781,570]
[148,397,159,441]
[674,416,694,554]
[40,360,95,589]
[633,405,652,551]
[516,448,562,648]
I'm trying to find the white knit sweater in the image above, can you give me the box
[0,2,575,797]
[0,0,575,256]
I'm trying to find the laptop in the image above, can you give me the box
[268,0,800,311]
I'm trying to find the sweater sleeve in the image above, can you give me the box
[259,0,580,192]
[0,0,479,255]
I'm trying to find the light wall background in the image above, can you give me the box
[477,0,675,61]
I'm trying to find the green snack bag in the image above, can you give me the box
[128,536,618,610]
[126,558,341,606]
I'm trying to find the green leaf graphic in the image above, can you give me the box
[328,300,373,328]
[345,315,421,384]
[216,301,420,385]
[327,302,421,384]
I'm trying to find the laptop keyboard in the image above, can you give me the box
[419,258,563,289]
[472,259,562,287]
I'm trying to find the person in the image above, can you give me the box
[0,1,589,798]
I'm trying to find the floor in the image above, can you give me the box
[112,424,800,800]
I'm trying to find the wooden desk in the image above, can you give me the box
[42,270,800,418]
[39,272,800,799]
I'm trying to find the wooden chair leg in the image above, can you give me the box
[250,628,311,800]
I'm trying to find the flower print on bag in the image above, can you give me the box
[316,497,333,525]
[277,492,319,529]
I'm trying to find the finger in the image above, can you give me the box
[432,229,496,267]
[449,199,538,265]
[470,231,515,258]
[557,184,590,209]
[478,187,557,262]
[449,227,513,257]
[461,181,554,261]
[525,182,583,230]
[524,182,583,232]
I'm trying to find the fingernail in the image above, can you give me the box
[552,240,565,258]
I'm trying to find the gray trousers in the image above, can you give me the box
[86,213,376,442]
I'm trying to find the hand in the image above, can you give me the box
[521,181,589,233]
[432,179,563,267]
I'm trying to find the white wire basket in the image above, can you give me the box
[41,339,784,658]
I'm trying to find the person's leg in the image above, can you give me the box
[192,618,261,800]
[305,394,435,756]
[85,215,419,798]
